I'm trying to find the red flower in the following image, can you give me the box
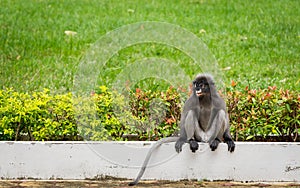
[264,92,272,100]
[268,86,277,91]
[248,89,257,96]
[136,88,141,93]
[231,80,237,87]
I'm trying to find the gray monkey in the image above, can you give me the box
[175,73,235,153]
[129,73,235,186]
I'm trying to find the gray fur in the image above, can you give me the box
[129,73,235,186]
[175,73,235,153]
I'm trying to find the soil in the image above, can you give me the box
[0,180,299,188]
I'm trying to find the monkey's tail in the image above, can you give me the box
[128,137,178,186]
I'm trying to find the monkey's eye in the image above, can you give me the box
[203,84,209,89]
[194,80,209,91]
[194,82,205,87]
[194,82,201,88]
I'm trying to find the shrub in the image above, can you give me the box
[0,85,299,141]
[0,87,182,141]
[227,84,300,141]
[93,86,182,141]
[0,88,79,141]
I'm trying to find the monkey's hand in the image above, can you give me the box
[225,140,235,152]
[175,138,186,153]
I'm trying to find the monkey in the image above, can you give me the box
[174,73,235,153]
[128,73,235,186]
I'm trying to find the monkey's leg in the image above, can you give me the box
[208,112,235,152]
[205,109,226,151]
[185,110,200,152]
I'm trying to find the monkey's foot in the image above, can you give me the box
[210,138,220,151]
[189,139,199,152]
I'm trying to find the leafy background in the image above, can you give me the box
[0,0,299,141]
[0,86,299,141]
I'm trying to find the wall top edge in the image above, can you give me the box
[0,141,299,146]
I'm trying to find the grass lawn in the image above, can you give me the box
[1,0,299,93]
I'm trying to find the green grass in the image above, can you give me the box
[1,0,299,93]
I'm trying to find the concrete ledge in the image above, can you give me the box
[1,141,300,182]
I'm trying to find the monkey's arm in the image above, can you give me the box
[175,111,189,153]
[129,137,178,186]
[176,109,204,153]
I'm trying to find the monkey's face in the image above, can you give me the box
[193,79,210,98]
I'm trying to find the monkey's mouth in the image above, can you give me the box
[196,91,205,96]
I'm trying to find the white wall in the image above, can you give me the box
[1,141,300,182]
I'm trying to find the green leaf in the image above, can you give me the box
[246,135,254,140]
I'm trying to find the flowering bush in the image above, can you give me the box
[0,85,299,141]
[227,84,300,141]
